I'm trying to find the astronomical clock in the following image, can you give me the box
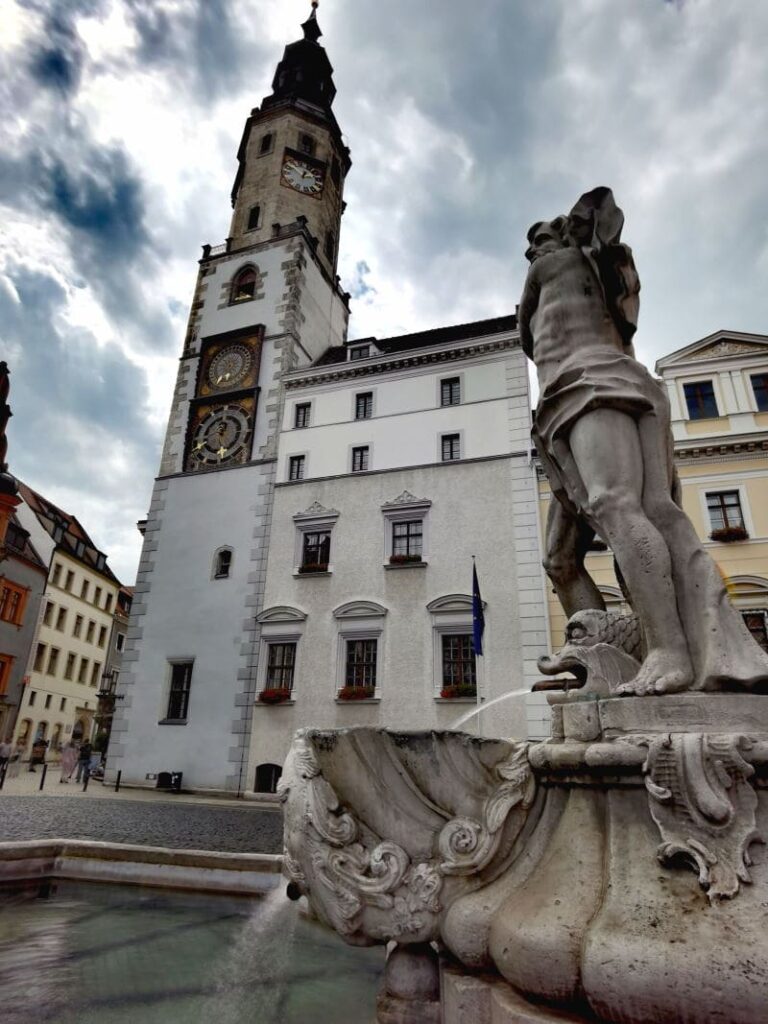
[184,328,263,472]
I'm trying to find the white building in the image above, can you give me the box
[112,9,551,795]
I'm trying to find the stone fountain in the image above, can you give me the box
[280,189,768,1024]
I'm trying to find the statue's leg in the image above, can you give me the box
[567,408,693,695]
[543,497,604,619]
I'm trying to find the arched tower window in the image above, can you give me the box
[213,547,233,580]
[247,205,261,231]
[230,266,258,303]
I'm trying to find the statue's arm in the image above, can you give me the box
[519,267,540,360]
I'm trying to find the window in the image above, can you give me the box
[355,393,373,420]
[231,266,258,303]
[266,643,296,690]
[166,662,193,721]
[441,434,461,461]
[64,652,76,680]
[91,661,101,687]
[116,632,125,653]
[684,380,719,420]
[294,403,311,428]
[324,232,335,261]
[352,446,370,472]
[289,455,306,481]
[441,377,461,407]
[442,634,477,689]
[86,620,95,644]
[751,374,768,412]
[349,345,369,361]
[47,647,60,675]
[60,697,66,711]
[80,580,89,600]
[298,132,315,155]
[94,586,102,607]
[301,531,330,570]
[743,611,768,653]
[52,563,62,587]
[259,132,273,155]
[43,601,54,626]
[65,570,74,591]
[345,638,377,688]
[214,548,233,579]
[98,625,107,647]
[55,607,67,631]
[0,582,26,625]
[105,594,113,613]
[706,491,745,531]
[247,205,261,231]
[0,654,12,695]
[44,694,52,710]
[331,157,341,188]
[392,520,423,559]
[28,690,36,707]
[33,643,46,672]
[78,658,89,684]
[73,615,83,638]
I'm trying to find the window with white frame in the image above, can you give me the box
[265,642,297,690]
[333,601,386,697]
[706,490,746,538]
[441,433,461,462]
[441,634,476,689]
[351,445,370,472]
[294,402,311,428]
[381,491,431,565]
[742,610,768,653]
[255,606,306,698]
[293,502,339,575]
[427,594,483,696]
[440,376,461,407]
[288,455,306,481]
[683,380,719,420]
[750,373,768,412]
[348,344,370,361]
[355,392,373,420]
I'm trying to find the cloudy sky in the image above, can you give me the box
[1,0,767,584]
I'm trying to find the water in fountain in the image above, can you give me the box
[450,686,533,730]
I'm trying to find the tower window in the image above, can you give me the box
[259,133,273,155]
[214,548,233,579]
[325,232,335,261]
[230,266,258,303]
[331,157,341,188]
[298,133,315,156]
[247,205,261,231]
[166,661,193,721]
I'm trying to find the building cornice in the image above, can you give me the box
[675,439,768,463]
[283,335,519,390]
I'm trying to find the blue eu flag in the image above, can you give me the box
[472,562,485,657]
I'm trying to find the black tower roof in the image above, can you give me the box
[264,2,336,112]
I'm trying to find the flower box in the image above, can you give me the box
[388,554,423,565]
[440,684,477,699]
[298,562,329,575]
[709,525,749,543]
[337,685,376,701]
[258,687,292,705]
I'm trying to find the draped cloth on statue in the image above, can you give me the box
[533,346,768,691]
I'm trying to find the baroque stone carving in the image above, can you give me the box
[537,609,643,695]
[382,490,429,507]
[641,732,760,901]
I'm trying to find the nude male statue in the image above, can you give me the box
[520,187,768,694]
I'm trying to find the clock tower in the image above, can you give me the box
[109,4,351,794]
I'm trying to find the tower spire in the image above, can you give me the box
[302,1,322,43]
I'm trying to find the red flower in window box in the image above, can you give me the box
[258,687,292,704]
[298,562,329,574]
[709,525,749,543]
[440,684,477,699]
[388,554,423,565]
[337,685,376,701]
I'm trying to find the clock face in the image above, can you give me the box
[207,344,253,390]
[281,157,324,197]
[190,406,251,467]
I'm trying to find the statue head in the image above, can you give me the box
[525,215,569,263]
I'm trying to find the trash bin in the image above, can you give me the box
[156,771,183,793]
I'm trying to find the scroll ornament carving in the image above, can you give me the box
[640,733,761,901]
[280,732,535,942]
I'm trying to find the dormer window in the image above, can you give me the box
[349,345,370,361]
[298,133,315,156]
[247,205,261,231]
[231,266,258,303]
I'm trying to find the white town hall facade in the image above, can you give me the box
[109,7,551,794]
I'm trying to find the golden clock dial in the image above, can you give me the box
[190,406,251,467]
[207,344,253,390]
[281,157,324,197]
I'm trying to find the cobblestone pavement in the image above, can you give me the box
[0,795,283,854]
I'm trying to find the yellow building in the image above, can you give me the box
[12,484,121,757]
[539,329,768,661]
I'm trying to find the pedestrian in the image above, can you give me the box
[0,736,11,777]
[28,737,48,772]
[75,739,92,783]
[59,740,77,784]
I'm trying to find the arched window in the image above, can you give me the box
[213,547,233,580]
[247,205,261,231]
[17,718,31,746]
[255,762,283,794]
[34,721,48,741]
[230,266,258,303]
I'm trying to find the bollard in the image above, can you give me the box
[39,763,48,791]
[115,770,122,793]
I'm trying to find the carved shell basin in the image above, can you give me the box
[279,728,535,947]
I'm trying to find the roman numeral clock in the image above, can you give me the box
[184,329,263,472]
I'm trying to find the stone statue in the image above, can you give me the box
[519,186,768,694]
